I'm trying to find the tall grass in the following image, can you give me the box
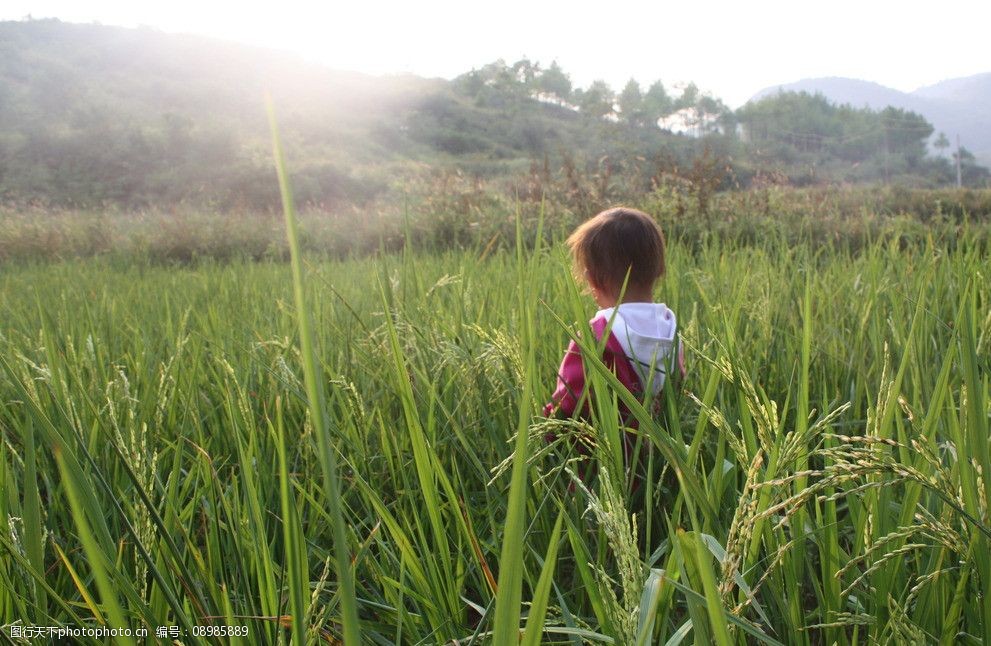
[269,99,360,643]
[3,185,991,265]
[0,210,988,643]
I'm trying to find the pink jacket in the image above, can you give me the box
[543,303,684,422]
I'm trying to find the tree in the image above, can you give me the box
[674,82,699,112]
[617,78,643,125]
[934,132,950,158]
[511,57,539,88]
[456,69,486,97]
[537,60,572,103]
[695,94,729,134]
[478,59,517,93]
[735,90,946,183]
[716,108,738,137]
[641,81,672,127]
[881,106,932,167]
[955,146,991,186]
[579,80,614,119]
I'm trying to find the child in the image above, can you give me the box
[544,207,684,448]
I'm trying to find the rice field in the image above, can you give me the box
[0,205,989,644]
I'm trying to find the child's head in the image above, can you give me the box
[566,207,665,306]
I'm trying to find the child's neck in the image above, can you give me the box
[597,285,655,309]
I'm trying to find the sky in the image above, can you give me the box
[3,1,990,107]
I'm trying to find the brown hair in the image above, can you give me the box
[566,207,665,292]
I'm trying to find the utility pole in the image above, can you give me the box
[955,134,963,188]
[883,126,890,185]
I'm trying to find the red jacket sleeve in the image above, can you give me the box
[543,317,644,418]
[543,338,585,418]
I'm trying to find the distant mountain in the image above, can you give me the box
[914,73,991,104]
[753,77,927,113]
[751,75,991,166]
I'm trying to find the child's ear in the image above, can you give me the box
[584,270,602,293]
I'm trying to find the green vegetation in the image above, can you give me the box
[1,15,990,645]
[1,19,987,213]
[2,202,989,642]
[736,92,988,186]
[3,185,991,264]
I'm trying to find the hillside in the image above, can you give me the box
[1,19,694,209]
[0,19,432,207]
[0,19,985,209]
[752,75,991,165]
[753,77,927,113]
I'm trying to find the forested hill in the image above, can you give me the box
[752,75,991,167]
[0,19,986,209]
[2,19,699,208]
[0,19,455,207]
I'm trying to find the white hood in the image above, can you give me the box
[595,302,677,395]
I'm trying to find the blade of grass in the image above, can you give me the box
[521,508,565,646]
[54,445,136,646]
[492,205,540,645]
[267,95,360,644]
[275,396,307,644]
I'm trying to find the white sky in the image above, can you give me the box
[3,1,990,107]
